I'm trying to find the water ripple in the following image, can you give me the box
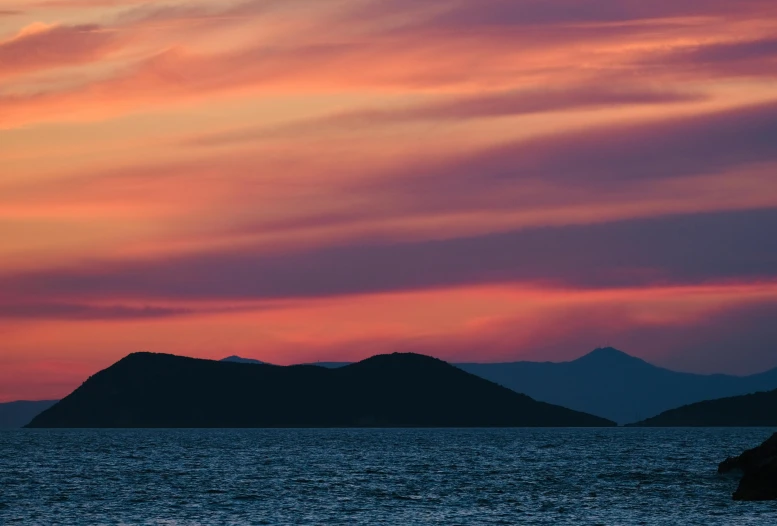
[1,428,777,524]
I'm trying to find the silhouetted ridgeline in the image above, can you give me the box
[457,348,777,425]
[0,400,58,428]
[26,352,615,428]
[629,389,777,427]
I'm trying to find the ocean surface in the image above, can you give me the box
[1,428,776,525]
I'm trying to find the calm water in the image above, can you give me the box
[1,428,776,525]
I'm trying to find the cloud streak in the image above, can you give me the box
[193,86,706,145]
[0,302,192,320]
[3,207,776,303]
[369,100,777,212]
[388,0,777,26]
[640,37,777,79]
[4,0,774,127]
[0,23,119,78]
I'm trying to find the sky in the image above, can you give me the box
[1,0,777,402]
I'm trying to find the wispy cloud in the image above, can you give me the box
[0,302,192,320]
[193,86,706,145]
[3,208,776,304]
[0,23,120,79]
[368,100,777,206]
[354,0,777,27]
[640,37,777,78]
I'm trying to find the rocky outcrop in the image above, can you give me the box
[719,433,777,501]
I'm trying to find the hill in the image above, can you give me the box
[0,400,58,428]
[629,389,777,427]
[457,348,777,424]
[26,352,614,428]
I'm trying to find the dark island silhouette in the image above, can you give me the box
[629,388,777,426]
[719,433,777,501]
[0,400,58,428]
[26,352,615,428]
[13,347,777,427]
[457,348,777,424]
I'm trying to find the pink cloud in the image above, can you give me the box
[192,85,706,146]
[0,23,120,79]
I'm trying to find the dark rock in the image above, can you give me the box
[719,433,777,501]
[717,456,742,475]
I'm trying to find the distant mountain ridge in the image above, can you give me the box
[222,348,777,425]
[0,400,58,428]
[221,356,266,365]
[457,348,777,425]
[27,352,614,428]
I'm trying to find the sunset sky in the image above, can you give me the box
[2,0,777,401]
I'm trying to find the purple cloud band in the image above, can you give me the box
[2,207,776,304]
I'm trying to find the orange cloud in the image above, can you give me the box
[0,22,121,79]
[4,0,774,128]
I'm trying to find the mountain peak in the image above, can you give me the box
[573,347,650,366]
[587,347,629,357]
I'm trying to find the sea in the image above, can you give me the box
[1,428,775,525]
